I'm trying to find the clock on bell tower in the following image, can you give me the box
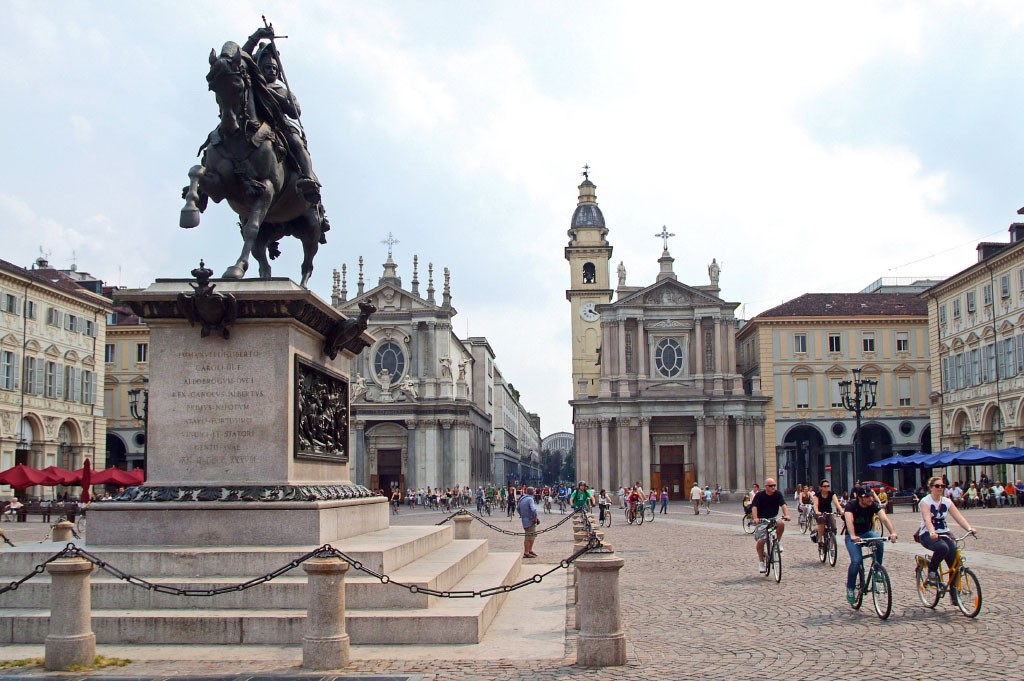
[565,169,612,399]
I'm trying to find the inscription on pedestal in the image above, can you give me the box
[161,348,272,481]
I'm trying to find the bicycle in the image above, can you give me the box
[798,505,811,533]
[625,502,645,525]
[75,507,87,536]
[557,497,567,514]
[850,536,893,619]
[758,518,782,583]
[543,497,552,514]
[599,503,612,527]
[742,510,756,534]
[644,503,656,523]
[915,530,982,618]
[816,512,839,567]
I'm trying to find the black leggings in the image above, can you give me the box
[919,533,957,573]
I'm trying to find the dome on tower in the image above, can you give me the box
[570,179,605,228]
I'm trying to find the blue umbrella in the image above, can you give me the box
[868,454,901,470]
[956,447,1024,465]
[920,450,961,467]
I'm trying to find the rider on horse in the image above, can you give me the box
[243,26,322,207]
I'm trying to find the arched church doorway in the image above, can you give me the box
[859,423,893,484]
[365,422,407,494]
[106,433,128,470]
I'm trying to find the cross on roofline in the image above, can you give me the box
[655,225,675,251]
[581,164,590,181]
[381,232,400,258]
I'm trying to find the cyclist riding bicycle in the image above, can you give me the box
[844,485,898,603]
[569,481,594,512]
[918,475,976,586]
[813,479,843,547]
[750,478,791,574]
[597,488,612,522]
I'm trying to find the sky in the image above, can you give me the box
[6,1,1024,435]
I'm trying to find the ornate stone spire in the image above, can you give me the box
[411,255,420,297]
[331,268,341,306]
[427,263,435,304]
[340,264,348,301]
[442,267,452,308]
[357,256,365,296]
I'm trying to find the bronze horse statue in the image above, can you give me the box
[180,41,326,287]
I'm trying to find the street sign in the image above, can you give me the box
[825,464,832,471]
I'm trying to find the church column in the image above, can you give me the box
[439,419,453,485]
[598,323,612,398]
[693,319,704,379]
[617,320,627,390]
[714,416,728,488]
[753,416,766,484]
[727,321,742,392]
[637,321,648,380]
[695,416,707,485]
[735,417,747,492]
[617,419,630,488]
[599,417,611,493]
[353,420,366,487]
[713,319,724,393]
[640,417,651,491]
[405,418,418,489]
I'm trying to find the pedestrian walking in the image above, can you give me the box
[518,486,540,558]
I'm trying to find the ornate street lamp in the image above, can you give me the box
[839,367,877,483]
[128,378,150,472]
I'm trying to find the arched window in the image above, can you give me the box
[582,262,596,284]
[654,338,684,378]
[374,341,405,383]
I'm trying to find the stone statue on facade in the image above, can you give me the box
[378,368,392,392]
[708,258,721,286]
[617,261,627,286]
[457,358,467,381]
[351,373,368,401]
[179,19,331,288]
[440,356,452,377]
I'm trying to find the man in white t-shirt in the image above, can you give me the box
[690,483,703,515]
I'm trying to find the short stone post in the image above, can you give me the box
[45,557,95,670]
[302,557,350,670]
[453,514,473,540]
[52,520,75,543]
[575,545,626,667]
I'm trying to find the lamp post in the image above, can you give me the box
[127,377,149,472]
[839,368,877,484]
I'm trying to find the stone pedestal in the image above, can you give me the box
[453,514,473,539]
[88,279,386,546]
[45,558,95,670]
[302,557,350,669]
[575,546,626,667]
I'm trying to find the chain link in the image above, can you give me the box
[0,515,604,600]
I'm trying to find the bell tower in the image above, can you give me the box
[565,169,612,399]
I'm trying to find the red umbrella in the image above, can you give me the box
[80,459,92,503]
[92,467,145,486]
[0,464,47,488]
[40,466,78,486]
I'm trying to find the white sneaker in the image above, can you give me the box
[777,542,784,553]
[758,560,766,573]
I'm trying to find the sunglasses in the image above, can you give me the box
[932,484,946,489]
[766,484,777,488]
[820,484,830,487]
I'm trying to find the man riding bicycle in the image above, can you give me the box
[750,478,791,574]
[569,481,594,512]
[813,479,843,547]
[844,485,897,603]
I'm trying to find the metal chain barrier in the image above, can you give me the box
[438,508,580,536]
[1,509,604,600]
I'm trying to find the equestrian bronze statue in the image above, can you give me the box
[180,22,329,287]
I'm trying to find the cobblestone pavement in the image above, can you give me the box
[2,501,1022,679]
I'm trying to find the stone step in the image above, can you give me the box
[0,525,452,578]
[0,539,491,611]
[0,552,522,645]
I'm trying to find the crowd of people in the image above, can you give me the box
[924,476,1021,509]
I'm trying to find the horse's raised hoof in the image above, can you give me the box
[180,207,201,229]
[222,264,247,279]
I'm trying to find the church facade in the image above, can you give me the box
[566,177,768,498]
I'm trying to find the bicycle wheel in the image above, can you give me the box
[75,514,86,536]
[851,566,865,610]
[871,565,892,620]
[763,535,773,579]
[799,511,809,533]
[827,533,838,567]
[915,564,940,608]
[602,509,612,527]
[644,506,655,522]
[636,506,645,525]
[818,534,827,563]
[772,539,783,583]
[742,514,755,534]
[953,568,982,618]
[626,508,635,525]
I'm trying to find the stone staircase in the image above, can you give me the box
[0,524,521,645]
